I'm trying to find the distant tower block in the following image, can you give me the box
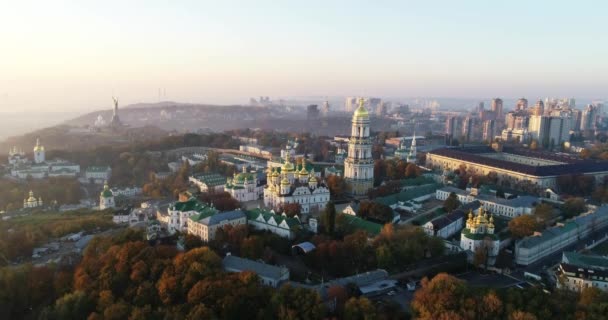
[344,98,374,196]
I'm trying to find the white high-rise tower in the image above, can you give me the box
[344,98,374,195]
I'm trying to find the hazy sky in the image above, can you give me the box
[0,0,607,112]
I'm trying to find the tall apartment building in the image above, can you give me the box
[516,98,528,111]
[491,98,503,118]
[344,97,358,112]
[482,119,496,141]
[528,115,570,147]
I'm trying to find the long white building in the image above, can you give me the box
[436,186,539,218]
[515,206,608,266]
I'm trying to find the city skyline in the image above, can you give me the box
[1,1,607,112]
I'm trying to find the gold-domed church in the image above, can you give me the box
[264,156,330,216]
[460,207,500,265]
[344,98,374,195]
[23,190,43,209]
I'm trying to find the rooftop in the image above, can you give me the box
[340,214,382,236]
[438,186,539,208]
[428,210,465,229]
[563,251,608,269]
[86,166,111,173]
[191,210,245,226]
[429,146,608,177]
[191,173,226,187]
[518,206,608,249]
[223,255,289,280]
[246,208,300,229]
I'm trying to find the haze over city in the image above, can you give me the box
[1,0,607,114]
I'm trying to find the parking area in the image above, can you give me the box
[370,283,415,312]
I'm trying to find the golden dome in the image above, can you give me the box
[282,155,295,172]
[33,138,44,152]
[309,175,318,183]
[281,177,290,185]
[353,98,369,119]
[272,169,280,177]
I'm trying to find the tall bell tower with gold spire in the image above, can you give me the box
[344,98,374,195]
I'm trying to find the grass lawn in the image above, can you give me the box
[2,209,114,239]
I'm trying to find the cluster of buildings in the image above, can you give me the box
[436,185,539,218]
[557,251,608,292]
[446,97,605,147]
[155,197,306,242]
[393,134,417,163]
[7,139,81,179]
[264,156,330,215]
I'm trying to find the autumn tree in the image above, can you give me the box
[270,285,326,320]
[405,163,422,178]
[326,175,347,198]
[509,310,538,320]
[411,273,469,320]
[508,215,539,239]
[343,297,377,320]
[279,203,302,217]
[533,203,554,225]
[358,201,394,223]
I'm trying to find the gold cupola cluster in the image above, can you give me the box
[465,207,495,234]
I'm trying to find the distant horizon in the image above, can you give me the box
[0,95,604,115]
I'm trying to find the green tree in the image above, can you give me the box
[322,201,337,234]
[562,197,586,219]
[443,192,461,212]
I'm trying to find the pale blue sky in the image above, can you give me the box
[0,0,606,112]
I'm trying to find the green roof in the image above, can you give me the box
[246,208,300,229]
[171,197,215,215]
[563,251,608,268]
[193,173,226,187]
[340,214,382,236]
[87,166,111,173]
[233,172,255,183]
[461,228,499,241]
[375,183,439,206]
[190,207,219,222]
[101,186,113,198]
